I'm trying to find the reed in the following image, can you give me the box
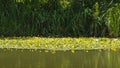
[0,0,119,37]
[105,3,120,37]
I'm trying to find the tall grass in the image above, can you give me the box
[0,0,120,37]
[105,3,120,37]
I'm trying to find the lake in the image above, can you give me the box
[0,49,120,68]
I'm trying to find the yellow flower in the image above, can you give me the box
[51,50,56,54]
[71,50,75,53]
[111,48,117,51]
[45,50,49,53]
[71,45,74,49]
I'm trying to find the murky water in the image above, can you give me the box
[0,49,120,68]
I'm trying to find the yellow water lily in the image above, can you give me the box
[0,37,120,53]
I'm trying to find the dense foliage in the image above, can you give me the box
[0,0,120,37]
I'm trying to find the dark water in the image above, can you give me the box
[0,49,120,68]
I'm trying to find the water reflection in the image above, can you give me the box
[0,49,120,68]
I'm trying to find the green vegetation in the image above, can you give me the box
[105,3,120,37]
[0,37,119,51]
[1,1,120,68]
[0,0,120,37]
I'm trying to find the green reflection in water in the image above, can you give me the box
[0,49,120,68]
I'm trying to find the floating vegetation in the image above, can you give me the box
[0,37,120,52]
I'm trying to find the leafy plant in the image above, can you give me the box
[0,0,119,37]
[105,3,120,37]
